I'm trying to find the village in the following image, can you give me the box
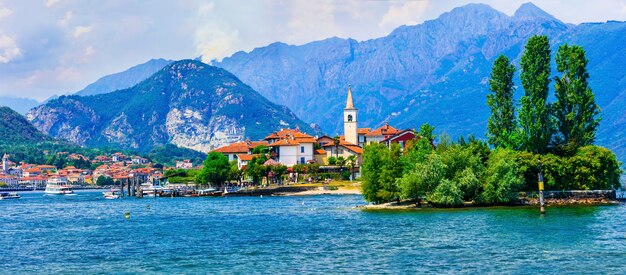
[0,87,416,195]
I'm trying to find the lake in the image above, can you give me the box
[1,191,625,273]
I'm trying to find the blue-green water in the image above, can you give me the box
[1,191,625,273]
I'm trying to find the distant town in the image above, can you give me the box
[0,87,413,191]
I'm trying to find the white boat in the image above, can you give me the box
[45,177,74,195]
[0,192,20,199]
[103,189,120,199]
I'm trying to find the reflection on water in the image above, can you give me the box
[1,191,625,273]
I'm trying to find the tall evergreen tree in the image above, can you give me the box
[553,44,601,150]
[487,55,518,149]
[519,35,554,154]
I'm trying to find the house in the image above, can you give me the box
[112,152,127,162]
[381,129,416,149]
[365,123,401,144]
[132,156,149,164]
[266,129,316,166]
[213,140,269,161]
[316,135,334,147]
[314,149,327,165]
[236,154,258,170]
[357,128,371,147]
[322,139,363,166]
[175,160,194,169]
[18,175,47,188]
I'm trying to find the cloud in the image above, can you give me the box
[286,0,342,43]
[45,0,60,8]
[0,5,12,19]
[59,10,73,26]
[194,2,240,62]
[84,45,94,57]
[0,34,21,63]
[379,0,429,28]
[72,25,92,38]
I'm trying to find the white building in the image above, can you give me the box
[266,129,316,166]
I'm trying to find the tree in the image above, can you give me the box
[271,164,288,184]
[487,55,519,149]
[419,123,436,142]
[378,143,403,202]
[196,152,231,186]
[252,145,270,154]
[346,155,357,181]
[361,143,388,203]
[246,154,268,185]
[96,175,114,186]
[519,35,554,154]
[228,161,244,185]
[553,44,601,151]
[327,156,337,165]
[333,136,341,158]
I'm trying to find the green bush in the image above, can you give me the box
[427,178,463,207]
[478,148,524,204]
[399,153,446,201]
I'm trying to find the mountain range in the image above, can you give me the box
[8,2,626,163]
[212,2,626,161]
[74,58,174,97]
[27,60,315,152]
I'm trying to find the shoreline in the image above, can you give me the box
[280,186,361,196]
[358,198,622,211]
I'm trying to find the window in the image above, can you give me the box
[300,157,305,164]
[301,146,304,153]
[347,114,353,122]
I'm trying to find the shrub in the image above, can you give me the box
[478,148,524,204]
[428,178,463,207]
[399,153,447,201]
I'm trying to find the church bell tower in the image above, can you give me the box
[344,86,358,145]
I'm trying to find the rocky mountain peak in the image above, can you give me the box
[513,2,558,22]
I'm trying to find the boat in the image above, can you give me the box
[45,177,74,195]
[103,189,121,199]
[197,188,223,197]
[0,192,20,199]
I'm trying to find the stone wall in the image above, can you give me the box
[521,190,617,205]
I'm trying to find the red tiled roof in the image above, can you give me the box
[365,124,400,137]
[357,128,371,134]
[264,129,314,140]
[269,139,300,146]
[237,154,256,161]
[315,149,326,155]
[322,140,362,154]
[213,141,269,153]
[381,129,416,143]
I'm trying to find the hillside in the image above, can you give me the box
[75,58,173,96]
[0,106,49,144]
[213,2,626,161]
[27,60,316,153]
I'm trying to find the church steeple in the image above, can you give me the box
[343,85,358,145]
[345,85,355,109]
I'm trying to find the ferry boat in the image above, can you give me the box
[44,177,74,195]
[0,192,20,199]
[103,189,121,199]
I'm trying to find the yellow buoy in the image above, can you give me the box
[125,212,130,219]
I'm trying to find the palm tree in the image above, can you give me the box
[333,136,341,158]
[346,155,357,181]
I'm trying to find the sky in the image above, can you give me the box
[1,0,626,101]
